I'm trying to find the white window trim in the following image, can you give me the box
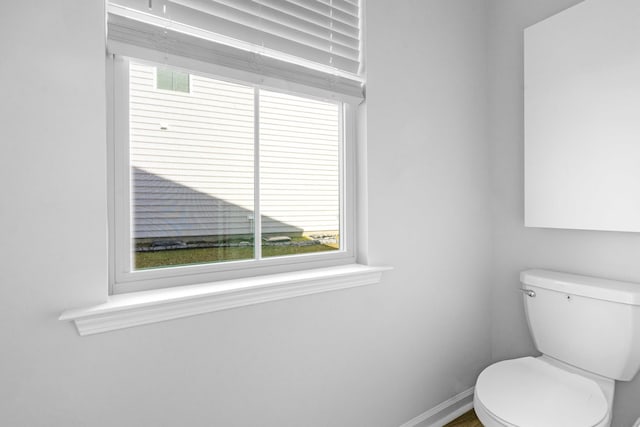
[110,55,359,295]
[60,264,391,336]
[58,3,391,336]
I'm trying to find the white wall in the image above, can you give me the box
[7,1,638,426]
[488,1,640,426]
[366,0,493,423]
[0,1,492,426]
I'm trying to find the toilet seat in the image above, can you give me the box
[474,357,609,427]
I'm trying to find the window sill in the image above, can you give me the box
[60,264,391,336]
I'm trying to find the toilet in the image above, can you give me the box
[474,269,640,427]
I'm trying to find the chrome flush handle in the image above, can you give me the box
[520,288,536,298]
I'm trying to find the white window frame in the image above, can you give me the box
[108,55,357,295]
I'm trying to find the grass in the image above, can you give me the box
[135,241,337,270]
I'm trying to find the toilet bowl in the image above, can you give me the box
[474,356,611,427]
[474,270,640,427]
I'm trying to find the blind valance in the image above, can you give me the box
[107,0,363,100]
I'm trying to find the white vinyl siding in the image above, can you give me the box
[260,90,340,234]
[129,62,340,240]
[130,63,255,239]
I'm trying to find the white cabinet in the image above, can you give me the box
[524,0,640,232]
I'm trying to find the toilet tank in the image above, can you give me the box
[521,269,640,381]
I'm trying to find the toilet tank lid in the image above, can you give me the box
[521,269,640,306]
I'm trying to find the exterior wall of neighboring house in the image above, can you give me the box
[129,63,340,240]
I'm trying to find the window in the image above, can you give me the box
[127,60,343,270]
[106,0,364,293]
[111,58,355,292]
[58,1,389,335]
[156,67,190,92]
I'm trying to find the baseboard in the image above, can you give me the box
[398,387,475,427]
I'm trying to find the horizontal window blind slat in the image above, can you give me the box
[330,0,359,17]
[285,0,359,23]
[108,14,362,101]
[108,0,363,95]
[170,0,360,48]
[165,1,359,67]
[197,0,360,46]
[171,0,357,50]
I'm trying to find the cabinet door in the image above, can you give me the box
[525,0,640,232]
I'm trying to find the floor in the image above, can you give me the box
[443,409,483,427]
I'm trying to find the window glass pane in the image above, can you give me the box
[156,67,173,91]
[259,90,341,258]
[130,62,255,269]
[156,67,190,93]
[172,70,190,92]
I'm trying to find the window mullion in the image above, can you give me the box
[339,102,345,252]
[253,87,262,260]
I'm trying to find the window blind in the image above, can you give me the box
[107,0,363,100]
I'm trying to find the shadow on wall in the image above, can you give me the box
[132,167,302,241]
